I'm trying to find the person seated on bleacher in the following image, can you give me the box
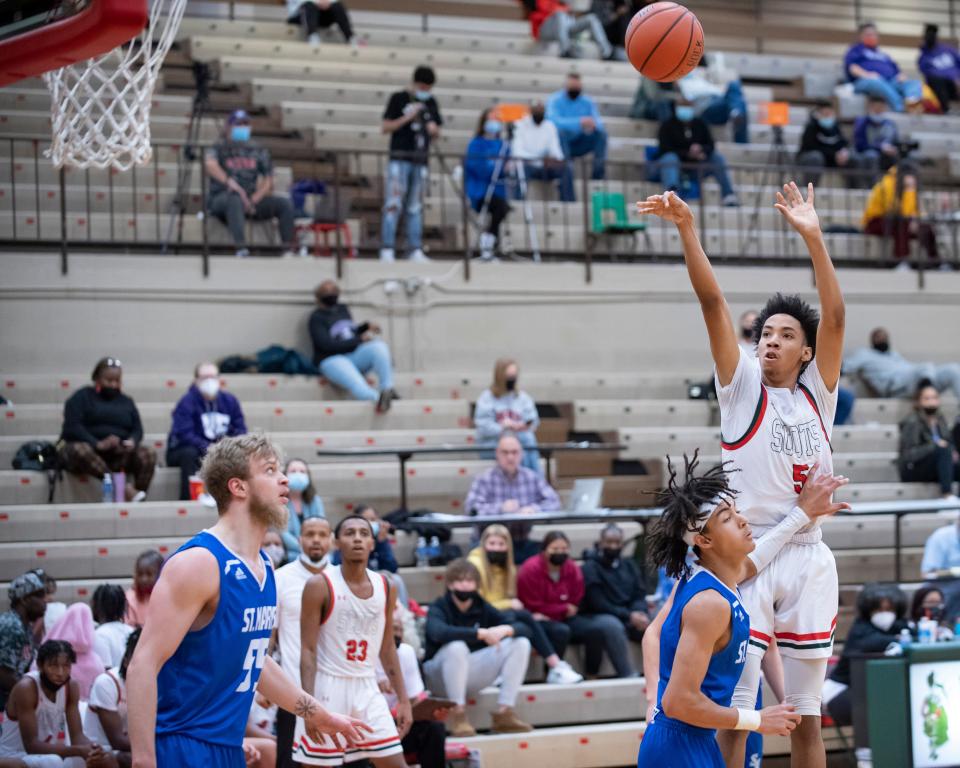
[845,327,960,398]
[285,0,356,46]
[474,358,541,475]
[675,55,749,145]
[41,603,104,700]
[656,99,738,206]
[465,109,512,262]
[83,628,140,766]
[280,458,326,557]
[58,357,156,503]
[263,528,290,569]
[822,583,908,726]
[547,73,608,181]
[165,361,247,502]
[0,640,104,767]
[91,585,132,670]
[309,279,399,413]
[897,378,960,501]
[423,559,533,737]
[581,524,651,649]
[124,549,163,628]
[517,531,638,680]
[380,65,442,263]
[797,101,873,188]
[521,0,613,60]
[910,585,950,625]
[844,22,923,113]
[589,0,636,61]
[921,510,960,575]
[919,24,960,114]
[853,96,904,175]
[0,572,47,712]
[511,99,575,202]
[468,525,583,684]
[861,162,939,267]
[465,434,561,563]
[205,111,298,259]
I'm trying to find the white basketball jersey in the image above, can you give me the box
[0,671,67,756]
[717,347,838,533]
[315,565,388,679]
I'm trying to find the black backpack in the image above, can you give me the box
[12,441,61,502]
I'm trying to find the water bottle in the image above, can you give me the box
[415,537,429,568]
[101,473,114,504]
[898,627,913,651]
[918,616,936,644]
[429,535,441,563]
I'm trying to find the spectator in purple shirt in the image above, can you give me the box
[465,434,561,563]
[919,24,960,113]
[845,22,923,112]
[166,362,247,500]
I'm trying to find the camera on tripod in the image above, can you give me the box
[898,139,920,159]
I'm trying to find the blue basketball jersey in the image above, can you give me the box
[156,531,277,748]
[653,566,750,735]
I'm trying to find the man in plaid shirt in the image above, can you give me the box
[465,434,561,563]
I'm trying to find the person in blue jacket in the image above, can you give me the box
[166,362,247,500]
[844,22,923,112]
[918,24,960,113]
[546,72,607,180]
[465,108,511,261]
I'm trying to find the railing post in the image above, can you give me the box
[334,153,343,279]
[200,151,210,277]
[581,157,592,284]
[461,160,471,281]
[59,166,68,275]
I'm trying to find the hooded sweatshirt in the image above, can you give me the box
[167,385,247,454]
[40,603,104,699]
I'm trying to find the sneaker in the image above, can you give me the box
[281,250,296,259]
[546,661,583,685]
[722,193,740,207]
[132,490,147,503]
[894,261,911,272]
[376,389,393,414]
[490,708,533,734]
[298,245,310,258]
[198,492,217,508]
[407,248,430,262]
[235,248,250,258]
[307,32,321,46]
[479,232,496,261]
[388,388,401,402]
[379,247,396,262]
[445,709,477,738]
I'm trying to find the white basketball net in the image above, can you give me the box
[43,0,188,171]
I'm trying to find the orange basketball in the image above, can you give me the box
[626,2,704,83]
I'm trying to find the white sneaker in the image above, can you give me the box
[407,248,429,262]
[379,247,396,262]
[198,492,217,508]
[298,245,310,258]
[479,232,496,261]
[281,250,296,259]
[546,661,583,685]
[132,490,147,503]
[235,248,249,258]
[722,193,740,207]
[307,33,321,46]
[894,261,911,272]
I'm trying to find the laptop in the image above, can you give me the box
[566,478,604,513]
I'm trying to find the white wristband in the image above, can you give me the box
[735,708,762,731]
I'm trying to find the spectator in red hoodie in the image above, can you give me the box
[521,0,612,60]
[517,531,637,678]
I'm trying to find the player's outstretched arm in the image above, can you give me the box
[774,181,845,390]
[379,582,412,738]
[641,581,677,722]
[636,192,739,385]
[661,592,800,736]
[127,548,220,768]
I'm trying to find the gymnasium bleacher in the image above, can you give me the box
[4,0,960,765]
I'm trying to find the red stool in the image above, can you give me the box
[297,221,354,258]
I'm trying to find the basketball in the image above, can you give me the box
[626,2,704,82]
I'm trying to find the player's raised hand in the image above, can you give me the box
[636,191,694,228]
[774,181,822,239]
[305,707,374,750]
[758,703,802,736]
[796,462,852,519]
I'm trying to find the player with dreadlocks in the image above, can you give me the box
[637,453,849,768]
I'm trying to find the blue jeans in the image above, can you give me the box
[559,128,607,180]
[381,160,425,250]
[659,150,735,198]
[522,161,575,202]
[318,339,394,401]
[698,81,749,144]
[853,76,924,113]
[835,386,855,426]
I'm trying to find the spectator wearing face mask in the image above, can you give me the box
[309,280,398,412]
[205,109,298,258]
[656,99,738,207]
[474,358,541,474]
[797,102,874,187]
[919,24,960,113]
[853,97,903,173]
[898,379,960,500]
[263,529,289,569]
[580,525,650,646]
[124,550,163,628]
[280,458,326,556]
[166,362,247,502]
[910,586,954,630]
[511,99,574,202]
[845,22,923,112]
[58,357,155,503]
[845,327,960,398]
[822,583,908,726]
[547,73,608,181]
[465,108,512,261]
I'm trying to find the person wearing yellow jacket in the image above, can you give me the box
[862,162,939,265]
[468,525,583,684]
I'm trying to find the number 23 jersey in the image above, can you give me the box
[315,565,388,679]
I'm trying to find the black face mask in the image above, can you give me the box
[601,547,621,564]
[531,111,545,125]
[394,635,403,648]
[741,327,753,341]
[505,378,517,392]
[548,552,569,567]
[922,406,939,416]
[872,341,889,353]
[486,550,508,566]
[452,589,477,603]
[320,294,339,308]
[566,89,581,100]
[98,386,120,400]
[925,604,945,621]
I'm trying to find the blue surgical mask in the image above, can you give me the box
[230,125,251,142]
[484,120,502,135]
[287,472,310,493]
[675,106,695,122]
[371,521,381,538]
[817,116,836,129]
[415,90,431,101]
[868,113,887,124]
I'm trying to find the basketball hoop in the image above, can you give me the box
[44,0,188,170]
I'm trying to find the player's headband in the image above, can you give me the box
[682,495,726,546]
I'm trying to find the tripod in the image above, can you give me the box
[740,123,790,257]
[162,61,212,253]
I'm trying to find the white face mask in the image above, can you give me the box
[264,544,285,567]
[871,610,896,632]
[197,378,220,399]
[299,551,329,570]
